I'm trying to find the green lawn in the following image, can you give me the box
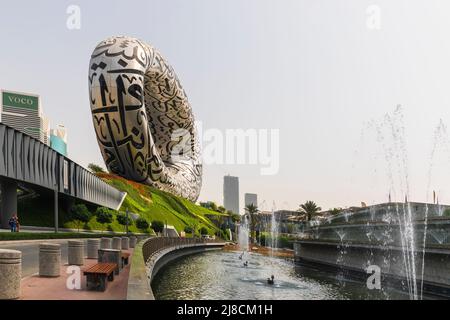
[0,232,119,241]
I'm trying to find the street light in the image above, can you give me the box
[165,219,168,237]
[126,208,129,235]
[54,183,58,233]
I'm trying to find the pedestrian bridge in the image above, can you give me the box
[0,123,126,229]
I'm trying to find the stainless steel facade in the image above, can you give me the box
[0,123,126,210]
[88,36,202,202]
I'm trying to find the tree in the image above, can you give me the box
[229,212,240,223]
[298,201,322,221]
[330,208,342,215]
[217,206,226,213]
[209,202,218,212]
[184,225,193,234]
[286,223,295,234]
[116,213,133,232]
[151,220,165,234]
[95,207,113,233]
[245,204,260,244]
[136,217,150,232]
[88,163,105,174]
[213,213,227,229]
[199,226,208,236]
[70,204,92,232]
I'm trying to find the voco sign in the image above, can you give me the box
[2,91,39,110]
[11,96,33,105]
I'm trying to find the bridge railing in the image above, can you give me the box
[142,237,223,262]
[0,123,126,210]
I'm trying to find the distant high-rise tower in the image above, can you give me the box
[224,175,239,215]
[245,193,258,208]
[41,115,50,146]
[50,124,68,156]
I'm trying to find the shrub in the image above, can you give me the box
[259,233,294,249]
[151,220,165,234]
[88,163,105,173]
[209,202,218,211]
[184,226,193,234]
[199,226,208,236]
[279,236,294,249]
[136,217,150,231]
[70,204,92,232]
[95,207,114,232]
[219,229,230,240]
[116,213,134,232]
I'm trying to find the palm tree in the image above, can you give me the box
[298,201,322,221]
[229,211,240,223]
[330,208,342,215]
[245,204,259,244]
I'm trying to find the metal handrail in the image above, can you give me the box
[142,237,223,262]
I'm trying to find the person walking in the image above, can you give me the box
[8,217,16,232]
[15,216,20,233]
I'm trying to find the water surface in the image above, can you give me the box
[152,250,410,300]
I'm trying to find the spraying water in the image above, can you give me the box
[357,106,419,299]
[270,202,279,258]
[238,215,250,252]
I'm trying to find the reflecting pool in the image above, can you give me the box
[152,250,411,300]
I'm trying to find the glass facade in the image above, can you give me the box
[50,134,67,156]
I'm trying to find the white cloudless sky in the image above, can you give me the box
[2,0,450,213]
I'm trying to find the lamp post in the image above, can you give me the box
[54,183,59,233]
[165,220,168,237]
[126,208,129,235]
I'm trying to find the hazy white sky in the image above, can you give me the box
[2,0,450,212]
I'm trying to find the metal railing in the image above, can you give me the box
[142,237,224,262]
[0,123,126,210]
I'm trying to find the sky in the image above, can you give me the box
[2,0,450,213]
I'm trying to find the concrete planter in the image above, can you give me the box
[68,240,84,266]
[100,237,112,249]
[39,243,61,277]
[0,249,21,300]
[129,236,137,248]
[87,239,100,259]
[98,249,121,275]
[112,237,122,250]
[121,237,130,250]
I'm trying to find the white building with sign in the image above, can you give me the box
[0,89,49,144]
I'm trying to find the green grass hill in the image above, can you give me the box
[18,173,225,236]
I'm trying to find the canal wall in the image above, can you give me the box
[294,203,450,298]
[127,238,154,300]
[294,241,450,297]
[127,237,225,300]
